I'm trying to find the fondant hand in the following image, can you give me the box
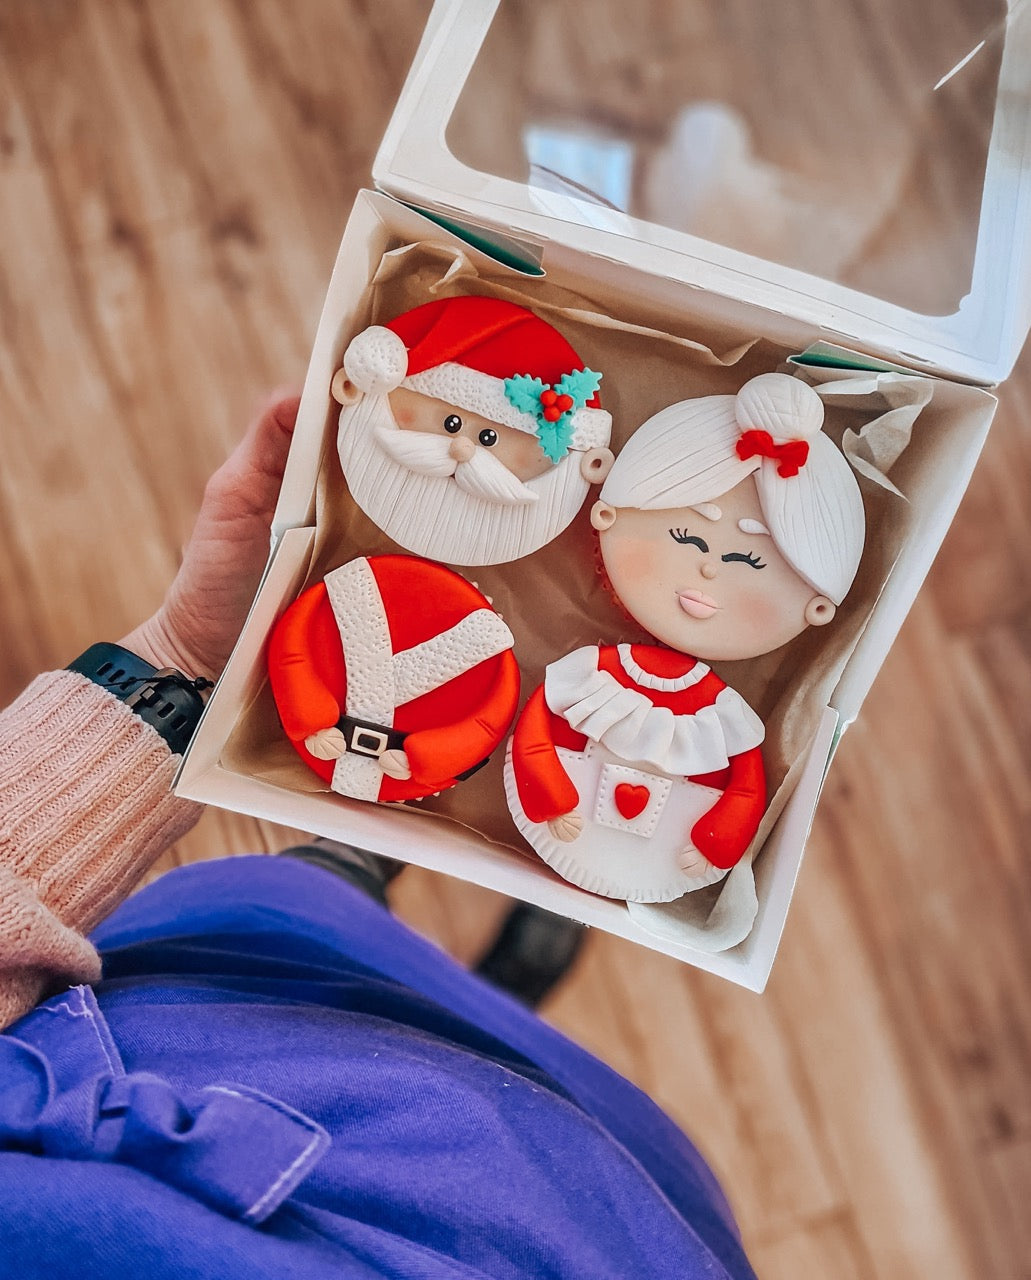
[122,394,300,679]
[677,845,716,879]
[305,727,348,761]
[547,811,583,843]
[378,749,412,781]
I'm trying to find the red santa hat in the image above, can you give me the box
[341,296,612,455]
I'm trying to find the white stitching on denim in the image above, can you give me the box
[204,1085,327,1223]
[80,990,122,1077]
[39,985,123,1076]
[243,1127,324,1223]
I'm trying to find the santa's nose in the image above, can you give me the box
[449,437,476,463]
[700,562,718,580]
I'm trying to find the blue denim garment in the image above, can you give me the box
[0,856,755,1279]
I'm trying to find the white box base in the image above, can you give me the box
[175,190,996,992]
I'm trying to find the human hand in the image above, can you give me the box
[547,811,583,843]
[121,394,300,679]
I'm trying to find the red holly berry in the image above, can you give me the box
[542,405,562,422]
[539,389,558,406]
[555,394,574,412]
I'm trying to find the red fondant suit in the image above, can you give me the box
[510,644,766,881]
[269,555,520,803]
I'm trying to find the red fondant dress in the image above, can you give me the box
[269,555,520,803]
[504,643,766,902]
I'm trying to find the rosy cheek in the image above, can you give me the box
[738,585,803,634]
[393,407,415,429]
[608,539,656,585]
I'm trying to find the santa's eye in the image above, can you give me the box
[722,550,766,569]
[669,529,709,552]
[443,415,463,433]
[478,428,498,447]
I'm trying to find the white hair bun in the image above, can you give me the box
[735,372,824,443]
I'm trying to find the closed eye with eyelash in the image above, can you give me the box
[669,529,709,552]
[721,550,766,569]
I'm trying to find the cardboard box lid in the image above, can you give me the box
[374,0,1031,386]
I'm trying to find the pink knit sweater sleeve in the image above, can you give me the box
[0,669,203,1030]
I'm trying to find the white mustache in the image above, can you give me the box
[373,423,539,506]
[373,423,457,477]
[452,452,539,505]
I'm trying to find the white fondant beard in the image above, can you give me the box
[337,395,591,566]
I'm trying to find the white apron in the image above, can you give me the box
[504,739,727,903]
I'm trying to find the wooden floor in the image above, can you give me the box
[2,3,1029,1277]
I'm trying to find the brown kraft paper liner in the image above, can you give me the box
[221,233,977,952]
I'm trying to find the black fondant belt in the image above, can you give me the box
[335,714,490,781]
[335,715,407,758]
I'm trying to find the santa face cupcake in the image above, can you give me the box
[331,296,614,566]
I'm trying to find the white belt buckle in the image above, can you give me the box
[349,726,390,757]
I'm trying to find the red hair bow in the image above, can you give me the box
[736,430,810,478]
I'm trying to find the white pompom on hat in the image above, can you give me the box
[600,372,866,605]
[342,325,409,397]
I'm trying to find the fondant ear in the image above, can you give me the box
[804,595,836,626]
[580,447,615,485]
[331,368,362,406]
[590,500,617,531]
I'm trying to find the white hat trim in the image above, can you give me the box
[402,363,611,453]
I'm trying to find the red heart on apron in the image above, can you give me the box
[614,782,649,820]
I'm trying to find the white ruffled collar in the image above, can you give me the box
[616,643,710,693]
[545,645,764,776]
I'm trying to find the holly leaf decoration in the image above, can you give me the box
[556,367,603,410]
[537,415,576,465]
[503,375,547,418]
[503,367,603,464]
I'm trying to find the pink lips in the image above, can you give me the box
[677,589,719,620]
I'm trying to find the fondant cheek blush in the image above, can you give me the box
[677,589,719,619]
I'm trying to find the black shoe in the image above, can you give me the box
[279,837,406,907]
[474,903,587,1007]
